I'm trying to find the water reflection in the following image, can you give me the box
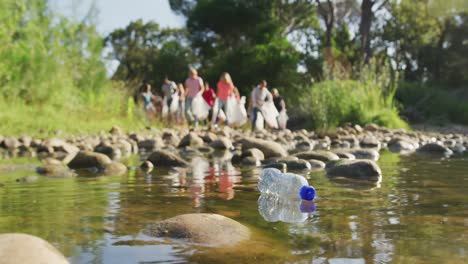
[258,194,316,223]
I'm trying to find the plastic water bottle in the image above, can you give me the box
[258,168,316,201]
[258,194,316,223]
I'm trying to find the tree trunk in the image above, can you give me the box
[359,0,374,63]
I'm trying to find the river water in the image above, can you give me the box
[0,151,467,263]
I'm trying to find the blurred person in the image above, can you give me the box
[249,80,272,131]
[176,83,186,124]
[202,82,216,127]
[185,68,204,128]
[216,72,234,126]
[161,76,178,121]
[141,83,157,118]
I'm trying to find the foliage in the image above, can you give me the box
[396,82,468,125]
[104,19,195,89]
[0,0,144,135]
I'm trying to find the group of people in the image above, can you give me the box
[140,68,287,130]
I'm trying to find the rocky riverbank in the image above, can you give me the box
[0,123,466,180]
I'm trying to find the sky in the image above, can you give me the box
[51,0,185,35]
[51,0,185,75]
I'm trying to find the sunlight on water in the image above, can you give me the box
[0,151,467,263]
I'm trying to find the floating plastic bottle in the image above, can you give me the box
[258,194,316,223]
[258,168,316,200]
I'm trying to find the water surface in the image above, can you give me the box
[0,151,467,263]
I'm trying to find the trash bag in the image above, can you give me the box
[261,101,279,129]
[277,110,288,129]
[162,95,180,117]
[226,95,248,127]
[170,93,179,113]
[254,111,265,130]
[191,93,211,120]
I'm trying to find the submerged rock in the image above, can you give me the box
[0,233,70,264]
[350,149,380,161]
[417,143,453,156]
[327,160,382,180]
[36,164,76,178]
[143,213,250,246]
[146,150,189,167]
[103,162,128,176]
[67,151,111,169]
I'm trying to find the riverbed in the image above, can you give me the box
[0,149,467,263]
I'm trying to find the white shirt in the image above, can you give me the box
[251,86,272,108]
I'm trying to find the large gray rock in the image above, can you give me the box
[388,138,417,154]
[2,138,20,150]
[143,214,250,246]
[178,132,205,148]
[240,137,287,158]
[242,148,265,161]
[138,138,164,151]
[67,151,112,169]
[209,137,233,150]
[360,135,381,150]
[103,162,128,176]
[327,160,382,180]
[0,233,69,264]
[278,158,311,171]
[294,151,339,163]
[417,143,453,156]
[350,149,380,161]
[147,150,189,167]
[307,159,326,170]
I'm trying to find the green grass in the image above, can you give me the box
[296,80,408,130]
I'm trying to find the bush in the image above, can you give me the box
[396,82,468,125]
[296,80,407,129]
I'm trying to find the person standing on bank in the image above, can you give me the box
[216,72,234,126]
[185,68,204,127]
[249,80,272,131]
[161,76,177,121]
[202,82,216,127]
[176,83,186,124]
[272,88,286,113]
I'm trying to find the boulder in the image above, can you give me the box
[350,149,380,161]
[103,162,128,176]
[143,214,250,246]
[360,136,381,149]
[0,233,69,264]
[147,150,189,167]
[67,151,112,169]
[307,159,326,170]
[294,151,339,163]
[295,141,314,152]
[263,162,287,172]
[279,159,311,171]
[242,148,265,161]
[327,160,382,180]
[178,132,205,148]
[331,150,356,160]
[140,160,154,172]
[36,165,76,178]
[41,138,79,154]
[2,138,19,150]
[94,144,121,160]
[138,138,164,151]
[209,137,233,150]
[240,137,287,158]
[417,143,453,156]
[388,138,417,154]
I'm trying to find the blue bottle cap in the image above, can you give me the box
[299,185,316,201]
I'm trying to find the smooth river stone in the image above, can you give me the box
[143,213,250,246]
